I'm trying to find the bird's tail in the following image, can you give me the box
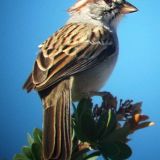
[39,79,72,160]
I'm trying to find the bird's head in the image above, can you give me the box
[68,0,138,27]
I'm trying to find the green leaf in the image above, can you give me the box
[96,110,109,137]
[101,127,130,144]
[99,142,132,160]
[85,157,98,160]
[22,146,33,159]
[106,110,117,131]
[113,142,132,160]
[75,98,97,142]
[31,142,42,160]
[84,151,101,160]
[101,109,117,138]
[80,111,97,142]
[13,154,29,160]
[71,148,89,160]
[27,133,34,146]
[73,99,90,140]
[74,99,96,141]
[33,128,42,144]
[77,98,93,118]
[73,122,81,139]
[100,142,119,159]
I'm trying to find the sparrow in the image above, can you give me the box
[23,0,138,159]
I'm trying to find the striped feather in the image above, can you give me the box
[23,22,116,160]
[24,23,115,92]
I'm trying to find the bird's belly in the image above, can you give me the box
[72,53,118,101]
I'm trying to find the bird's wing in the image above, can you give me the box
[23,23,116,91]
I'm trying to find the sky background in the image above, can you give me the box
[0,0,160,159]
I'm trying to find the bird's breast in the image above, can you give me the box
[72,52,118,101]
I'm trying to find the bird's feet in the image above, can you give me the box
[83,91,117,108]
[83,91,111,98]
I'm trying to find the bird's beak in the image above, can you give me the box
[120,1,138,14]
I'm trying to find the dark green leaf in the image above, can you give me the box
[13,154,29,160]
[31,143,42,160]
[96,111,109,137]
[113,142,132,160]
[27,133,34,146]
[75,98,97,142]
[101,127,130,144]
[85,157,98,160]
[33,128,42,144]
[22,146,33,159]
[99,142,132,160]
[73,122,81,139]
[100,142,119,159]
[101,110,117,138]
[80,111,97,142]
[77,98,93,118]
[71,148,89,160]
[84,151,101,160]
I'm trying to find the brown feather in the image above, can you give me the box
[35,24,112,90]
[23,73,35,92]
[23,22,116,160]
[23,23,112,92]
[40,79,72,160]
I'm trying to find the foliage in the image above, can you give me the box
[13,92,154,160]
[13,128,42,160]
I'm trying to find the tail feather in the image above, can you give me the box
[64,90,72,157]
[23,73,35,92]
[54,97,63,159]
[59,90,71,160]
[43,107,56,158]
[41,79,72,160]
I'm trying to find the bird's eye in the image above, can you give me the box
[105,0,112,3]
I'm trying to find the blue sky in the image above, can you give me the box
[0,0,160,159]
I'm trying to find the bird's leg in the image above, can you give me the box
[85,91,117,109]
[88,91,111,97]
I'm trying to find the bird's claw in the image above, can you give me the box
[83,91,111,98]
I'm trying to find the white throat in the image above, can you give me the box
[67,10,122,31]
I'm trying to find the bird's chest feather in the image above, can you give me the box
[72,51,118,101]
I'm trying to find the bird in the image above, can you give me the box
[23,0,138,159]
